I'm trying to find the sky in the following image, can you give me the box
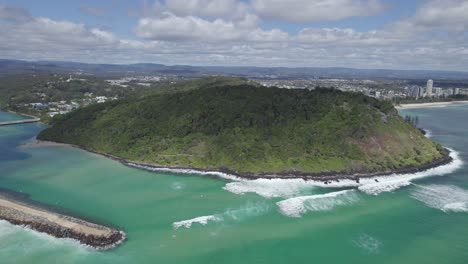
[0,0,467,71]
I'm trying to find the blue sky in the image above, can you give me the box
[0,0,467,70]
[2,0,421,35]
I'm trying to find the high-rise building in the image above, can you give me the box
[454,88,460,95]
[434,87,443,97]
[419,87,425,98]
[444,89,453,97]
[426,79,433,96]
[409,86,420,98]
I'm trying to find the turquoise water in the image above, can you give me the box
[1,105,468,264]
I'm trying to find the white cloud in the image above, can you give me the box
[412,0,468,32]
[297,28,396,46]
[252,0,384,23]
[165,0,246,18]
[141,0,249,20]
[389,0,468,37]
[0,9,122,62]
[135,14,241,41]
[0,2,467,71]
[134,12,288,43]
[5,17,118,47]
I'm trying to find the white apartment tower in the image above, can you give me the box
[426,79,433,96]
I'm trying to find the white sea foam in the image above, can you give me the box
[222,202,270,221]
[131,149,461,198]
[424,129,432,138]
[357,149,462,195]
[352,234,383,254]
[223,178,316,198]
[0,220,16,238]
[0,220,92,255]
[357,179,413,195]
[443,202,468,212]
[170,182,185,190]
[173,202,271,229]
[410,184,468,212]
[127,163,241,181]
[173,215,222,229]
[276,190,358,217]
[223,149,462,197]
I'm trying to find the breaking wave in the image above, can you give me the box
[0,220,92,257]
[223,178,316,198]
[424,129,432,138]
[224,149,462,197]
[410,184,468,212]
[129,149,461,198]
[276,190,358,217]
[173,202,271,229]
[173,215,222,229]
[357,179,413,195]
[0,220,16,238]
[357,149,462,195]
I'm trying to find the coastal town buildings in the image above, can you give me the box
[426,79,433,96]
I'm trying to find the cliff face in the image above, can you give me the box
[38,79,445,176]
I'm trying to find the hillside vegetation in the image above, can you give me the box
[38,78,446,176]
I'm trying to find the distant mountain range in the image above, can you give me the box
[1,59,467,80]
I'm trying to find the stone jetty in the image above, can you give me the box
[0,194,125,250]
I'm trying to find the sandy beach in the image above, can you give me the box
[396,100,468,109]
[20,140,71,149]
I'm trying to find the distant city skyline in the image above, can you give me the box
[427,79,434,96]
[0,0,467,71]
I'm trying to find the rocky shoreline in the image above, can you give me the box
[0,194,126,250]
[36,140,453,183]
[125,149,454,183]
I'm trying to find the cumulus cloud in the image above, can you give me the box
[134,13,288,43]
[297,28,395,46]
[0,1,467,71]
[0,17,118,48]
[164,0,247,18]
[390,0,468,33]
[412,0,468,32]
[0,7,123,62]
[133,0,288,45]
[252,0,384,23]
[139,0,248,20]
